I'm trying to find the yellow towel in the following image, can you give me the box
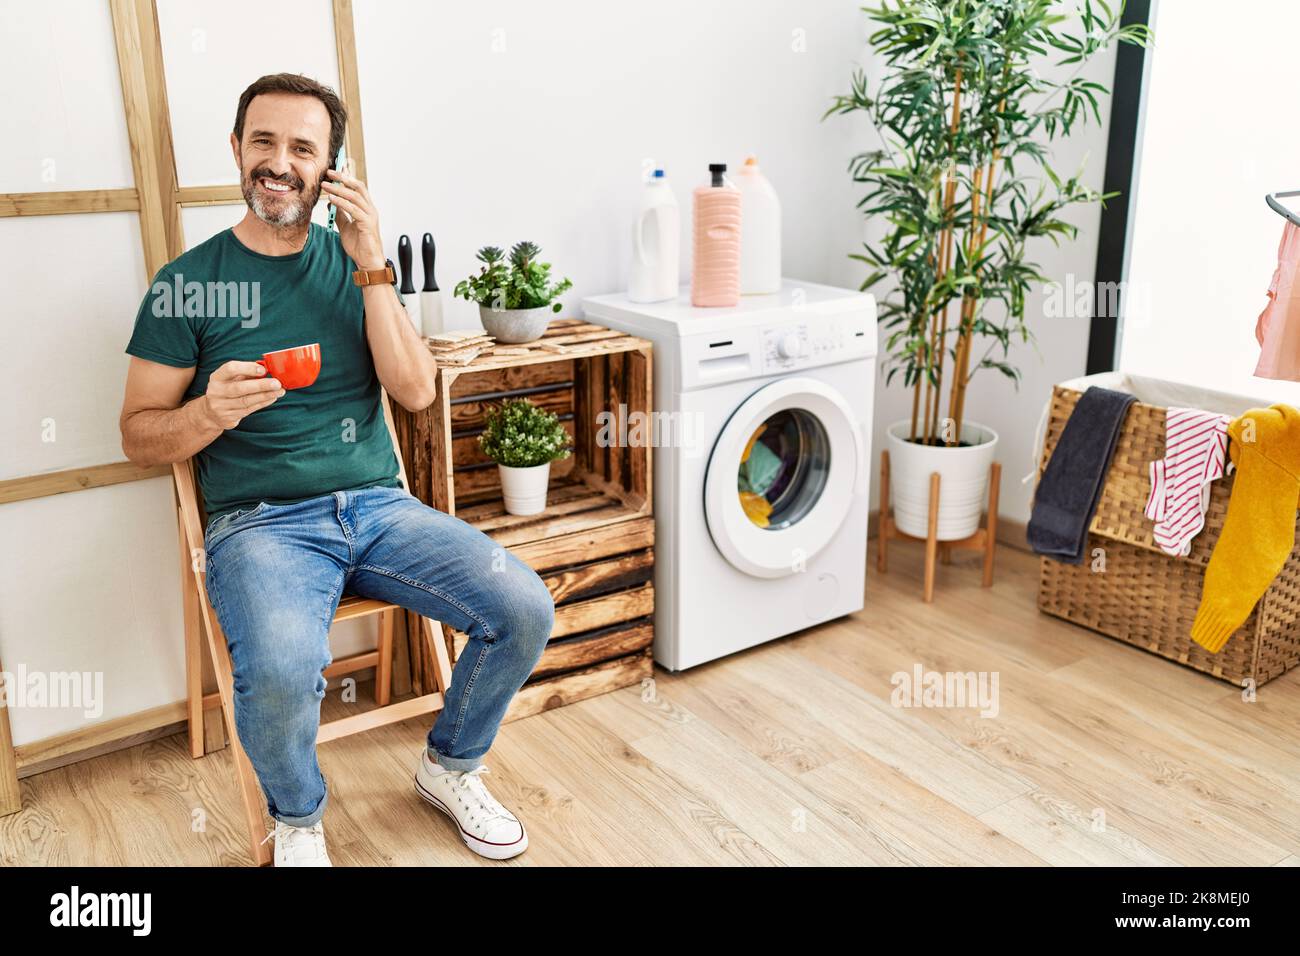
[739,424,772,527]
[1190,404,1300,653]
[739,491,772,527]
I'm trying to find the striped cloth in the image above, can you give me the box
[1144,407,1231,556]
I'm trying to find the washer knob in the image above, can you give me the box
[777,332,802,358]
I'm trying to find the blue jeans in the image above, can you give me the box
[202,484,554,828]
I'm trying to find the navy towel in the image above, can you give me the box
[1027,386,1137,565]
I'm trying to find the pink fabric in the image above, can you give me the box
[1144,406,1230,557]
[1255,220,1300,380]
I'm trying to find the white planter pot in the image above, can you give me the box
[886,419,998,541]
[478,304,553,344]
[498,461,551,515]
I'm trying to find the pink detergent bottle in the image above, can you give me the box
[691,163,742,307]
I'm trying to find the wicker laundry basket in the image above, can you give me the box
[1036,383,1300,686]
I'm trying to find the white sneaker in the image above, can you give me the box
[261,819,332,867]
[414,750,528,860]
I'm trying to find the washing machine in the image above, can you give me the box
[581,279,876,670]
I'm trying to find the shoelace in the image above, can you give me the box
[451,766,514,827]
[260,820,327,864]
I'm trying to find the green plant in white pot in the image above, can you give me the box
[454,241,574,344]
[479,397,572,515]
[825,0,1150,540]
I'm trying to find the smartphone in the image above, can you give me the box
[326,144,349,231]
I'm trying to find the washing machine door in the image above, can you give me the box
[703,376,866,579]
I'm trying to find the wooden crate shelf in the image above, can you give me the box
[530,620,654,681]
[502,649,653,722]
[454,476,645,548]
[391,317,656,718]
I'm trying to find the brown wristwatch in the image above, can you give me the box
[352,264,395,286]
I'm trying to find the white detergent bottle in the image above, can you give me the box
[629,168,680,303]
[736,155,781,294]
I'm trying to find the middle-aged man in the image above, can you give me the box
[118,73,554,866]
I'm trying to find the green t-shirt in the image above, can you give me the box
[125,223,403,526]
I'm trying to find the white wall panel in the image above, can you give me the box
[0,212,146,480]
[0,0,135,192]
[0,477,183,743]
[157,0,343,187]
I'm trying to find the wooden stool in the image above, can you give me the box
[876,450,1001,602]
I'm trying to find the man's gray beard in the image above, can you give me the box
[248,189,308,227]
[241,174,318,227]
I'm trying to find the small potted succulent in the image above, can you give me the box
[479,397,572,515]
[454,240,574,343]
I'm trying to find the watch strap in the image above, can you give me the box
[353,265,395,287]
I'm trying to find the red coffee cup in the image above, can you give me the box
[256,343,321,389]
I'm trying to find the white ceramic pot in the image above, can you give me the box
[498,461,551,515]
[478,304,553,344]
[886,419,998,541]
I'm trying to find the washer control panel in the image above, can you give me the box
[670,295,876,392]
[761,317,852,372]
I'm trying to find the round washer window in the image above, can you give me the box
[736,409,831,531]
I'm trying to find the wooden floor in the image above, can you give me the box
[3,542,1299,866]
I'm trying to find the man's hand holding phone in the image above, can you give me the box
[320,166,385,271]
[200,361,285,430]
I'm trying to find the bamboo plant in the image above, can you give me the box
[825,0,1150,445]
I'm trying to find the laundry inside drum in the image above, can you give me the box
[736,409,831,530]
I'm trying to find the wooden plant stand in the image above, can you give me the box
[876,450,1001,603]
[391,318,656,722]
